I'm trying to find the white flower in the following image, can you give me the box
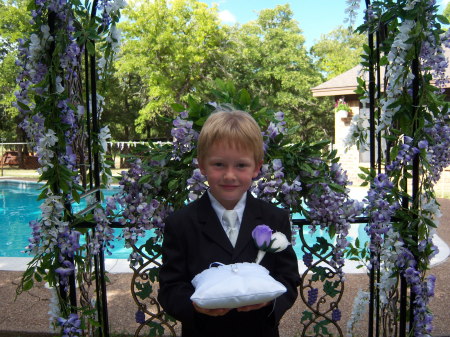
[252,225,291,264]
[347,289,370,336]
[40,25,53,42]
[47,286,60,332]
[29,33,41,59]
[98,126,110,152]
[98,57,106,70]
[76,105,85,118]
[55,76,64,93]
[270,232,291,252]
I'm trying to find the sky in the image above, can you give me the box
[202,0,450,50]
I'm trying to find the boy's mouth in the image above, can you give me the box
[221,184,238,190]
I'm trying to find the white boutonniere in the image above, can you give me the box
[251,224,291,264]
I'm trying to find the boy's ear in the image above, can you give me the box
[253,160,263,178]
[198,158,206,176]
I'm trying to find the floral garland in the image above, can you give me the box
[345,1,450,336]
[15,0,125,334]
[99,101,330,244]
[93,88,363,334]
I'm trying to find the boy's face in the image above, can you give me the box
[198,141,262,210]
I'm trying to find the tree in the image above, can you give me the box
[114,0,228,137]
[0,0,30,141]
[310,26,365,80]
[101,68,143,141]
[226,5,333,142]
[444,2,450,20]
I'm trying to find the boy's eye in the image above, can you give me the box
[237,163,249,168]
[213,162,223,167]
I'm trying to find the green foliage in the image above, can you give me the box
[323,280,340,298]
[116,0,227,136]
[226,5,333,142]
[314,319,332,336]
[311,26,365,80]
[101,68,143,140]
[135,281,153,300]
[0,0,31,141]
[443,2,450,22]
[104,1,333,142]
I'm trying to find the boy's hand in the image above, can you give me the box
[192,302,231,316]
[236,301,270,312]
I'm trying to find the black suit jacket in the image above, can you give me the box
[158,192,301,337]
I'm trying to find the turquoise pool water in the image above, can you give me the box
[0,180,367,259]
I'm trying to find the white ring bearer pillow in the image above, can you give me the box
[190,225,291,309]
[190,262,287,309]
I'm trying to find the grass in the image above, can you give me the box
[0,167,124,183]
[0,167,40,179]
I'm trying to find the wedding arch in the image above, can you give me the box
[14,0,450,336]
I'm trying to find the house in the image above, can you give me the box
[311,60,450,198]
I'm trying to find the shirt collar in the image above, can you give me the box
[207,190,247,227]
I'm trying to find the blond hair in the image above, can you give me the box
[197,110,264,164]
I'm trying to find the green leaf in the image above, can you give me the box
[135,281,152,300]
[423,217,437,228]
[328,224,336,238]
[436,14,450,25]
[88,318,102,328]
[148,321,165,336]
[72,189,80,204]
[17,101,31,111]
[147,267,160,283]
[323,280,340,297]
[23,279,34,292]
[34,273,42,283]
[314,319,331,335]
[168,179,178,190]
[238,89,251,106]
[171,103,185,112]
[86,40,95,55]
[317,237,331,254]
[301,310,314,323]
[311,266,329,282]
[37,188,48,201]
[139,175,152,184]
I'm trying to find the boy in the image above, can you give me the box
[158,110,300,337]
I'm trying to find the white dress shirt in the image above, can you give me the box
[207,190,247,234]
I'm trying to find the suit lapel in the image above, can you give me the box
[232,192,263,259]
[197,193,234,254]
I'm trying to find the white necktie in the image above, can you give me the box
[222,210,238,247]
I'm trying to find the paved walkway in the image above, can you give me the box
[1,198,449,336]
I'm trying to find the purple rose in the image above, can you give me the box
[252,225,273,249]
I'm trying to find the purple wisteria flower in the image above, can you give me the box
[187,166,208,201]
[171,111,199,160]
[55,259,75,290]
[364,173,399,268]
[251,160,284,203]
[423,116,450,184]
[306,163,363,277]
[262,111,287,149]
[56,313,82,337]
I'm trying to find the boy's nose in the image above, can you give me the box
[223,167,236,180]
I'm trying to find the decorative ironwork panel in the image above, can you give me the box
[295,221,344,337]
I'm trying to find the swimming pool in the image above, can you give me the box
[0,180,366,259]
